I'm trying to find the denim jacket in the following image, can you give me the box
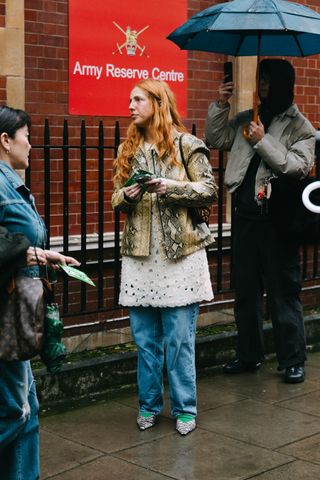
[0,160,47,277]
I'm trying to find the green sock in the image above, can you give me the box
[177,414,195,423]
[140,411,154,418]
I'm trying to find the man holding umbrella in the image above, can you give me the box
[205,58,315,383]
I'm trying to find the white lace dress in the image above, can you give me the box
[119,144,213,308]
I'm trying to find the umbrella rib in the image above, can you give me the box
[167,0,320,58]
[293,32,305,57]
[270,0,286,29]
[180,31,200,49]
[234,34,245,56]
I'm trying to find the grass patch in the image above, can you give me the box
[32,342,138,370]
[196,324,236,336]
[32,324,238,370]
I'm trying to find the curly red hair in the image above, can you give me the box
[113,79,187,186]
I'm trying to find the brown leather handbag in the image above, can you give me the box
[0,276,45,361]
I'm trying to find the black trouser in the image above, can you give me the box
[233,214,306,370]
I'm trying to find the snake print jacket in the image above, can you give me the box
[112,133,218,260]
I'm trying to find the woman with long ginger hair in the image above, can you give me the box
[112,79,217,435]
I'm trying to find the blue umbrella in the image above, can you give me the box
[168,0,320,138]
[167,0,320,57]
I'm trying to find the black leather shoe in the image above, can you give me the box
[223,358,261,374]
[284,365,305,384]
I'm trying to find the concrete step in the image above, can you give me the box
[34,315,320,411]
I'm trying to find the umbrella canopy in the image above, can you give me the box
[167,0,320,57]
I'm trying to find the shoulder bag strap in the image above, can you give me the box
[34,246,54,302]
[178,134,191,181]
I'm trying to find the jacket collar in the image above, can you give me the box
[137,130,181,157]
[137,141,158,157]
[0,160,29,192]
[274,104,299,121]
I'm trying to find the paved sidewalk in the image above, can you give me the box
[40,352,320,479]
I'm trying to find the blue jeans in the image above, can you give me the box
[0,360,40,480]
[129,304,199,417]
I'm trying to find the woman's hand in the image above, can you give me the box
[218,81,234,105]
[248,117,265,144]
[26,246,47,266]
[123,183,142,201]
[144,178,167,195]
[44,250,80,270]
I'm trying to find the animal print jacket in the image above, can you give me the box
[112,133,218,260]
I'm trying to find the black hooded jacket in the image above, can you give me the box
[259,59,295,131]
[235,59,296,216]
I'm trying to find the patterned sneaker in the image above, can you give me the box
[176,414,196,436]
[137,412,157,431]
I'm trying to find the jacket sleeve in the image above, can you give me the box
[111,144,142,213]
[205,100,252,151]
[205,101,235,151]
[161,135,218,208]
[111,185,142,213]
[253,116,316,178]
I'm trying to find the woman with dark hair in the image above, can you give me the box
[112,79,217,435]
[205,59,316,384]
[0,106,79,479]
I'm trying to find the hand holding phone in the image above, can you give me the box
[124,169,154,187]
[223,61,233,83]
[218,62,234,105]
[135,174,153,184]
[144,177,166,195]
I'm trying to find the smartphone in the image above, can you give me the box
[223,61,233,83]
[135,174,153,184]
[124,169,154,187]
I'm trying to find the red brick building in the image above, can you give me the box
[1,1,320,340]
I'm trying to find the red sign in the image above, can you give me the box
[69,0,188,117]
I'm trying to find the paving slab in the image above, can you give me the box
[195,378,248,413]
[115,429,292,480]
[41,401,173,454]
[45,456,169,480]
[39,352,320,480]
[40,429,102,479]
[198,398,320,449]
[302,363,320,382]
[115,377,247,416]
[248,460,320,479]
[203,367,319,404]
[303,351,320,368]
[277,389,320,417]
[278,432,320,464]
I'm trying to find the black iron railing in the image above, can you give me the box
[27,121,320,334]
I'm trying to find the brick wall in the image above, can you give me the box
[24,0,225,138]
[24,0,320,141]
[0,76,6,104]
[0,0,6,102]
[282,0,320,123]
[24,0,320,237]
[0,0,5,28]
[291,0,320,127]
[22,0,320,331]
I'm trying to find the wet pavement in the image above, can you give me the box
[40,352,320,479]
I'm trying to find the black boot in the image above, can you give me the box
[284,365,305,383]
[223,358,261,374]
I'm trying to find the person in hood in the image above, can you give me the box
[205,59,316,383]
